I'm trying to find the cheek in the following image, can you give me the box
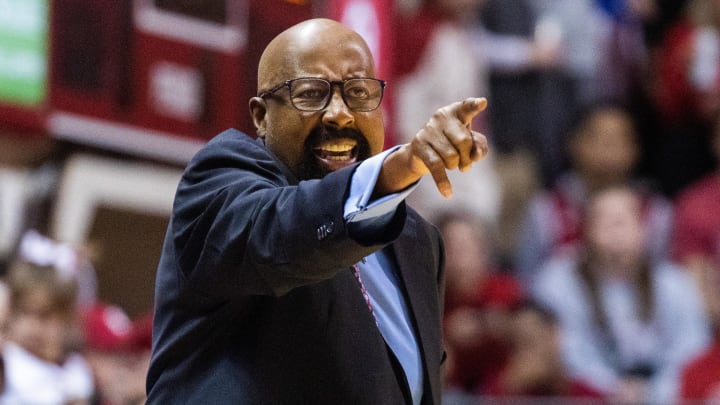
[358,113,385,154]
[265,111,315,166]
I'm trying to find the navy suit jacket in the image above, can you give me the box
[146,129,446,404]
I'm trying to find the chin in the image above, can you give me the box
[296,148,369,181]
[294,161,331,180]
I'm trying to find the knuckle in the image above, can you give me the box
[432,108,449,121]
[426,155,444,171]
[417,123,435,139]
[457,134,473,149]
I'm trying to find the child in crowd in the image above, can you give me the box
[1,259,94,404]
[0,230,93,405]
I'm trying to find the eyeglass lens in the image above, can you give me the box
[290,78,383,111]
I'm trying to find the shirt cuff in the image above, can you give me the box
[344,146,418,223]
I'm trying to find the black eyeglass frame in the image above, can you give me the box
[258,77,387,112]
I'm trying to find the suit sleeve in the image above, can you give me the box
[170,132,406,299]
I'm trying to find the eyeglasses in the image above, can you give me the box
[258,77,386,112]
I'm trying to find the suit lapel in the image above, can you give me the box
[387,212,443,404]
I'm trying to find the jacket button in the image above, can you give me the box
[316,221,335,240]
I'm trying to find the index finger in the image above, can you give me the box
[454,97,488,127]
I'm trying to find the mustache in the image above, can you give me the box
[305,125,368,148]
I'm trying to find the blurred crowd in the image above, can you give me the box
[0,0,719,403]
[394,0,720,403]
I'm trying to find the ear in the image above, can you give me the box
[249,97,268,138]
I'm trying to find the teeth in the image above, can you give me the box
[321,144,354,152]
[325,155,350,161]
[315,140,357,152]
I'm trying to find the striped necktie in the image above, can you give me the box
[351,263,377,324]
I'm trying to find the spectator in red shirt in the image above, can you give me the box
[655,0,720,127]
[435,210,524,396]
[680,248,720,402]
[651,0,720,195]
[676,116,720,403]
[673,115,720,315]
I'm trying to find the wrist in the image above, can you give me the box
[374,145,424,198]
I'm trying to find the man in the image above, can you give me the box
[146,18,488,404]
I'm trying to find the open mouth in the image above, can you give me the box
[313,138,358,170]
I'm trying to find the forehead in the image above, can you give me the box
[285,37,375,80]
[15,287,53,310]
[257,21,377,88]
[586,110,633,134]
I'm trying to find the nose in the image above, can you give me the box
[321,88,354,128]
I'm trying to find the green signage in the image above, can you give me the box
[0,0,48,107]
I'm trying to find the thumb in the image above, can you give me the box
[455,97,487,126]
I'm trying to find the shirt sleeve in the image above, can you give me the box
[344,146,418,225]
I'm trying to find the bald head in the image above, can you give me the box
[257,19,376,94]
